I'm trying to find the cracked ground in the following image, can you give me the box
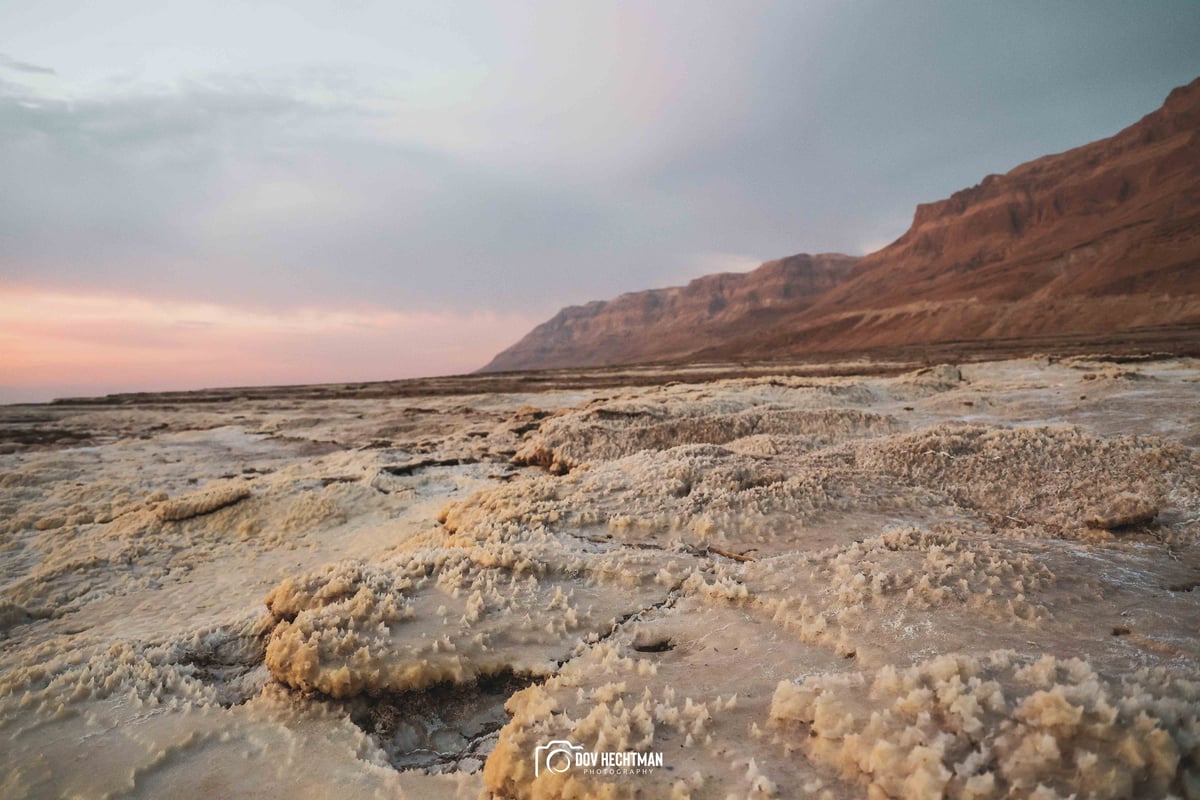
[1,356,1199,799]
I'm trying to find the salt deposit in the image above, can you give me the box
[1,357,1197,798]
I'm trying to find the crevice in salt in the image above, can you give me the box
[178,628,270,708]
[341,669,542,774]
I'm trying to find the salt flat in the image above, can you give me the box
[1,356,1198,799]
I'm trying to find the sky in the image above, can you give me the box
[2,1,1199,402]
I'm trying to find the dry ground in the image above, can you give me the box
[1,356,1198,799]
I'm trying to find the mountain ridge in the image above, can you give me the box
[480,252,858,371]
[483,77,1200,371]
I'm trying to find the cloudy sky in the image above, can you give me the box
[2,1,1199,401]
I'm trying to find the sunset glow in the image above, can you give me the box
[2,3,1196,400]
[0,287,537,402]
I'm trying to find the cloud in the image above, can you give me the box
[0,53,55,75]
[0,287,538,402]
[1,1,1199,400]
[0,71,684,312]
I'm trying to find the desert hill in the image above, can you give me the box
[481,253,857,371]
[486,77,1200,371]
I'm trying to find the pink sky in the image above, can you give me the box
[0,287,538,403]
[4,6,1195,405]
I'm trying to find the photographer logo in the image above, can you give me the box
[533,739,664,777]
[533,740,586,776]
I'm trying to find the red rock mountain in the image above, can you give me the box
[481,253,858,371]
[484,77,1200,371]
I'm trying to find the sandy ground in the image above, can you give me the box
[1,356,1198,799]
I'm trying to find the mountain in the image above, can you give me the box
[480,253,858,372]
[484,77,1200,371]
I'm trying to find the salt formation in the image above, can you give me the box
[156,483,251,521]
[262,545,669,698]
[513,404,901,473]
[1,357,1198,798]
[769,652,1199,799]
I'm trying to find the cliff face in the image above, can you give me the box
[480,253,858,371]
[486,77,1200,371]
[700,77,1200,359]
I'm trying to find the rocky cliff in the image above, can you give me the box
[481,253,858,371]
[700,77,1200,360]
[486,77,1200,370]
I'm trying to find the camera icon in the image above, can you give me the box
[534,739,585,776]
